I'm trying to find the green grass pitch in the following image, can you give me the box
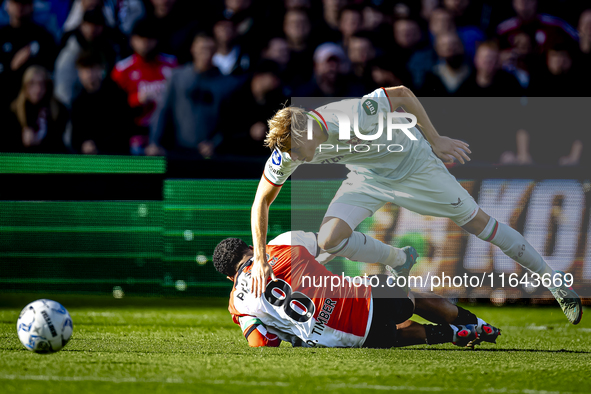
[1,295,590,394]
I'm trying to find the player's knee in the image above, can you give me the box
[317,229,346,251]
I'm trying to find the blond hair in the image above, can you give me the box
[11,65,60,128]
[265,106,307,151]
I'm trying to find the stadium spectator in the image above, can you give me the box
[261,35,304,88]
[361,3,391,51]
[219,60,287,157]
[337,5,363,52]
[221,0,265,55]
[443,0,485,61]
[529,44,580,96]
[496,0,579,56]
[578,9,591,59]
[141,0,195,62]
[368,55,407,89]
[0,0,71,41]
[0,0,57,107]
[392,18,423,67]
[62,0,117,34]
[575,9,591,91]
[212,17,251,76]
[283,8,314,86]
[499,31,535,90]
[348,32,376,91]
[420,0,440,22]
[116,0,146,35]
[408,7,454,89]
[4,65,67,153]
[111,18,177,155]
[70,51,131,155]
[261,36,290,72]
[284,0,311,11]
[294,42,363,98]
[54,9,127,108]
[420,31,470,96]
[443,0,475,27]
[457,41,523,97]
[321,0,345,31]
[362,3,386,32]
[147,33,240,159]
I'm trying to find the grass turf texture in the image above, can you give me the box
[0,295,590,394]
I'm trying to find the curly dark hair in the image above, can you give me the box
[212,238,250,277]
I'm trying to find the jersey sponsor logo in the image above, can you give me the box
[267,163,284,177]
[138,80,166,95]
[320,155,344,164]
[271,150,282,165]
[362,99,378,116]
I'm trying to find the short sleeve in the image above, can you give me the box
[356,88,393,134]
[263,149,300,186]
[268,231,320,258]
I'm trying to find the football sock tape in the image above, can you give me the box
[477,217,555,280]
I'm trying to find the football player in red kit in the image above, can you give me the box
[213,231,501,348]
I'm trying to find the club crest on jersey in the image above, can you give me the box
[271,150,282,165]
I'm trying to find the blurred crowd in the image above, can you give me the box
[0,0,589,165]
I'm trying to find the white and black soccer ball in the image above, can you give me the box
[16,299,73,353]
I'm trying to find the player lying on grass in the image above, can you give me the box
[250,86,582,325]
[213,231,501,348]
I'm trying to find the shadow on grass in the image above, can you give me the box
[399,347,591,354]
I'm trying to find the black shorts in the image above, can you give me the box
[362,275,414,349]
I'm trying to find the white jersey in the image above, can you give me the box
[263,88,434,186]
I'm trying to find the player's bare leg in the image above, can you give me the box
[317,216,408,273]
[462,208,582,325]
[395,320,428,346]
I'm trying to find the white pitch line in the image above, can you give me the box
[326,383,572,394]
[0,375,575,393]
[0,375,289,387]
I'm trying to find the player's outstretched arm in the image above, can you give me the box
[250,175,281,297]
[384,86,472,164]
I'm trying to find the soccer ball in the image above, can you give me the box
[16,299,73,353]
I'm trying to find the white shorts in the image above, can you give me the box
[324,154,479,230]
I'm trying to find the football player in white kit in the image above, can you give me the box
[213,231,501,348]
[249,86,582,325]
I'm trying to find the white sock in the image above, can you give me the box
[323,231,406,267]
[477,218,555,281]
[476,317,487,331]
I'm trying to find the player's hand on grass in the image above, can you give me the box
[251,254,277,298]
[432,136,471,164]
